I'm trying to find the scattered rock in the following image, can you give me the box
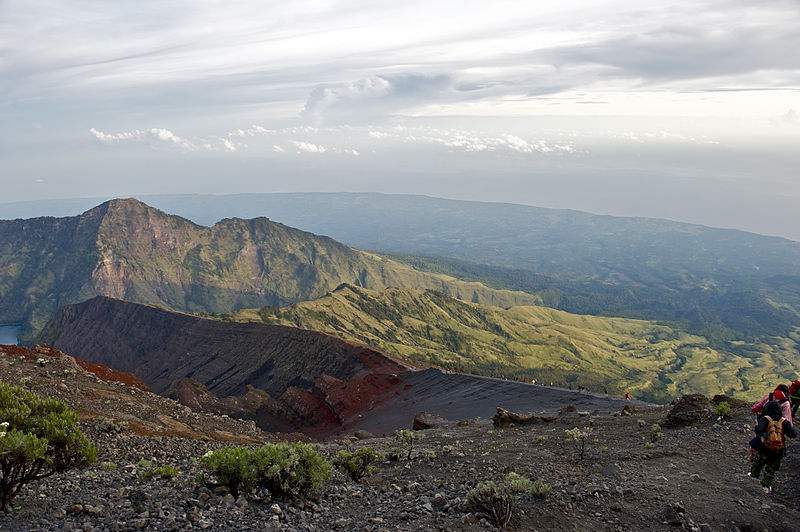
[413,411,450,430]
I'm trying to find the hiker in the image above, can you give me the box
[789,380,800,418]
[749,400,797,492]
[752,385,793,426]
[625,392,630,400]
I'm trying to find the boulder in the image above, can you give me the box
[663,394,713,428]
[413,412,449,430]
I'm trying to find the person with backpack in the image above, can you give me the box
[788,380,800,419]
[749,400,797,492]
[751,385,793,426]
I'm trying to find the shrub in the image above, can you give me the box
[564,427,592,460]
[465,472,533,530]
[530,478,551,499]
[465,480,514,530]
[386,448,403,462]
[100,461,116,471]
[0,381,97,510]
[153,465,179,479]
[94,416,129,434]
[332,447,383,482]
[200,447,252,498]
[202,442,331,500]
[249,442,331,499]
[716,401,730,417]
[636,418,646,427]
[505,472,531,492]
[394,429,423,460]
[651,423,663,441]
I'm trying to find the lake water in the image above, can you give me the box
[0,324,20,345]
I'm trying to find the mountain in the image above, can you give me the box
[35,296,634,437]
[224,284,800,402]
[0,198,537,343]
[5,193,800,344]
[57,192,800,344]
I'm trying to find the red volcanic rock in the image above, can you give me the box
[280,386,342,434]
[315,372,403,425]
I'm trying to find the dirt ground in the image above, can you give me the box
[2,343,799,531]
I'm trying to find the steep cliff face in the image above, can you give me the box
[37,296,409,437]
[2,198,538,344]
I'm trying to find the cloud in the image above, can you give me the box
[89,127,238,152]
[290,140,327,153]
[541,19,800,87]
[301,74,452,125]
[428,132,574,154]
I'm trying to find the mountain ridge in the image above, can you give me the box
[0,198,538,343]
[224,284,800,402]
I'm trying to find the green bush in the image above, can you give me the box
[530,478,551,499]
[249,442,331,499]
[466,480,514,530]
[200,447,252,498]
[333,447,383,482]
[651,423,663,441]
[716,401,730,417]
[154,465,179,479]
[505,472,531,492]
[202,442,331,499]
[465,471,534,530]
[0,381,97,510]
[100,461,116,471]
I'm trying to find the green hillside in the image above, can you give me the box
[223,284,800,403]
[127,193,800,345]
[0,199,538,343]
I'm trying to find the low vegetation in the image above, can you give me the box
[332,447,383,482]
[201,442,331,500]
[0,381,97,511]
[228,284,798,402]
[465,472,541,530]
[564,427,592,461]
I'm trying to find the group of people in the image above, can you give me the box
[748,380,800,492]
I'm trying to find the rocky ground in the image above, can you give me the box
[2,345,800,531]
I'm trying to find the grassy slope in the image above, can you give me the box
[224,285,800,403]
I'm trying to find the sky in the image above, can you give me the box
[1,0,800,239]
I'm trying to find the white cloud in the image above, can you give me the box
[89,127,215,152]
[289,140,327,153]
